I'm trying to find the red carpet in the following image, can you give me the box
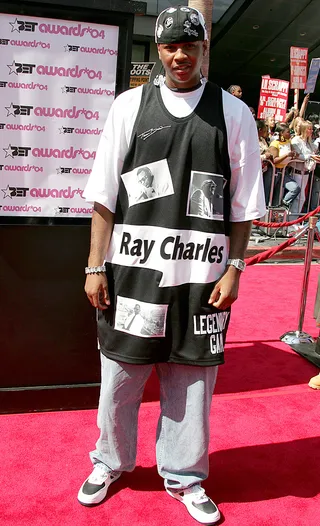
[1,264,320,525]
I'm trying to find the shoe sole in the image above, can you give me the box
[78,472,121,506]
[308,381,320,389]
[166,488,221,524]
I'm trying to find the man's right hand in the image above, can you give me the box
[85,273,110,310]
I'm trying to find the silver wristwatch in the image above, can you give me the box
[85,264,106,275]
[226,258,246,272]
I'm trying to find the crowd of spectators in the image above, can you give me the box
[228,85,320,224]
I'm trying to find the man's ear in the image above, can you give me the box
[203,40,208,57]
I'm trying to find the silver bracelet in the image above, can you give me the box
[85,265,106,275]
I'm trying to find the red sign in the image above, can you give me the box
[290,46,308,89]
[257,76,289,122]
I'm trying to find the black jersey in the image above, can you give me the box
[97,81,232,366]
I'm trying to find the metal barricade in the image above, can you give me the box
[259,158,319,236]
[260,160,289,236]
[264,159,276,208]
[279,160,316,215]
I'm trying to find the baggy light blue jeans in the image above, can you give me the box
[90,353,218,490]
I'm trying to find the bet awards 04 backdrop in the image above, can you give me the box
[0,13,118,218]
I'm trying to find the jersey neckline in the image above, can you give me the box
[156,81,207,123]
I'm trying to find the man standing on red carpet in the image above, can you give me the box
[78,5,265,524]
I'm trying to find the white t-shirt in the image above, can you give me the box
[84,82,266,222]
[291,135,318,171]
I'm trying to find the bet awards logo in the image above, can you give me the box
[59,127,74,134]
[7,61,36,75]
[0,39,9,45]
[54,206,70,214]
[64,44,80,52]
[56,167,72,174]
[0,123,5,129]
[5,102,33,117]
[61,85,77,93]
[3,144,31,158]
[9,18,38,33]
[1,185,29,198]
[7,61,102,80]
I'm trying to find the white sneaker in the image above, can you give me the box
[77,464,121,506]
[166,484,220,524]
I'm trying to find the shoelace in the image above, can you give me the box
[88,468,109,484]
[184,485,209,504]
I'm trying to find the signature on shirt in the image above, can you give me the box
[138,125,171,141]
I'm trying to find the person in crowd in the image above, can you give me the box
[256,119,274,206]
[291,120,320,213]
[266,115,277,142]
[226,84,242,99]
[299,93,310,119]
[285,107,299,126]
[291,116,304,136]
[269,123,300,209]
[248,106,256,119]
[78,6,265,525]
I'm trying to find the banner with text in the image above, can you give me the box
[0,13,118,217]
[257,76,289,122]
[290,46,308,90]
[130,62,155,88]
[305,58,320,94]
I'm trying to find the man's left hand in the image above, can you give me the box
[208,266,241,310]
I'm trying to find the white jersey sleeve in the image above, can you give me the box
[83,86,143,212]
[223,91,266,222]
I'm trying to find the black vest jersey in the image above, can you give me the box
[98,81,232,366]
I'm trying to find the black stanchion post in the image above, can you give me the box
[281,216,318,344]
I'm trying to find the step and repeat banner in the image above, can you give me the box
[0,13,118,217]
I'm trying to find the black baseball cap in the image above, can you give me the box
[155,5,207,44]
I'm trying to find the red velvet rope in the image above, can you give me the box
[253,205,320,228]
[245,235,299,266]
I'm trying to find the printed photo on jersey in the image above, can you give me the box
[114,295,168,338]
[121,159,174,207]
[186,171,225,221]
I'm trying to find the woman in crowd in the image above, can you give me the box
[266,115,277,142]
[268,123,300,209]
[256,120,274,205]
[291,115,303,135]
[291,120,320,213]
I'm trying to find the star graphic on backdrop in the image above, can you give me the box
[9,18,20,33]
[53,207,61,215]
[56,167,62,174]
[58,127,65,134]
[3,144,15,158]
[5,103,16,117]
[1,184,13,199]
[61,85,67,93]
[64,45,70,52]
[7,60,19,75]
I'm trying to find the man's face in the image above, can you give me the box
[233,86,242,98]
[134,305,141,314]
[157,41,207,89]
[137,170,152,188]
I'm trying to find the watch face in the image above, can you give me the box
[228,259,245,271]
